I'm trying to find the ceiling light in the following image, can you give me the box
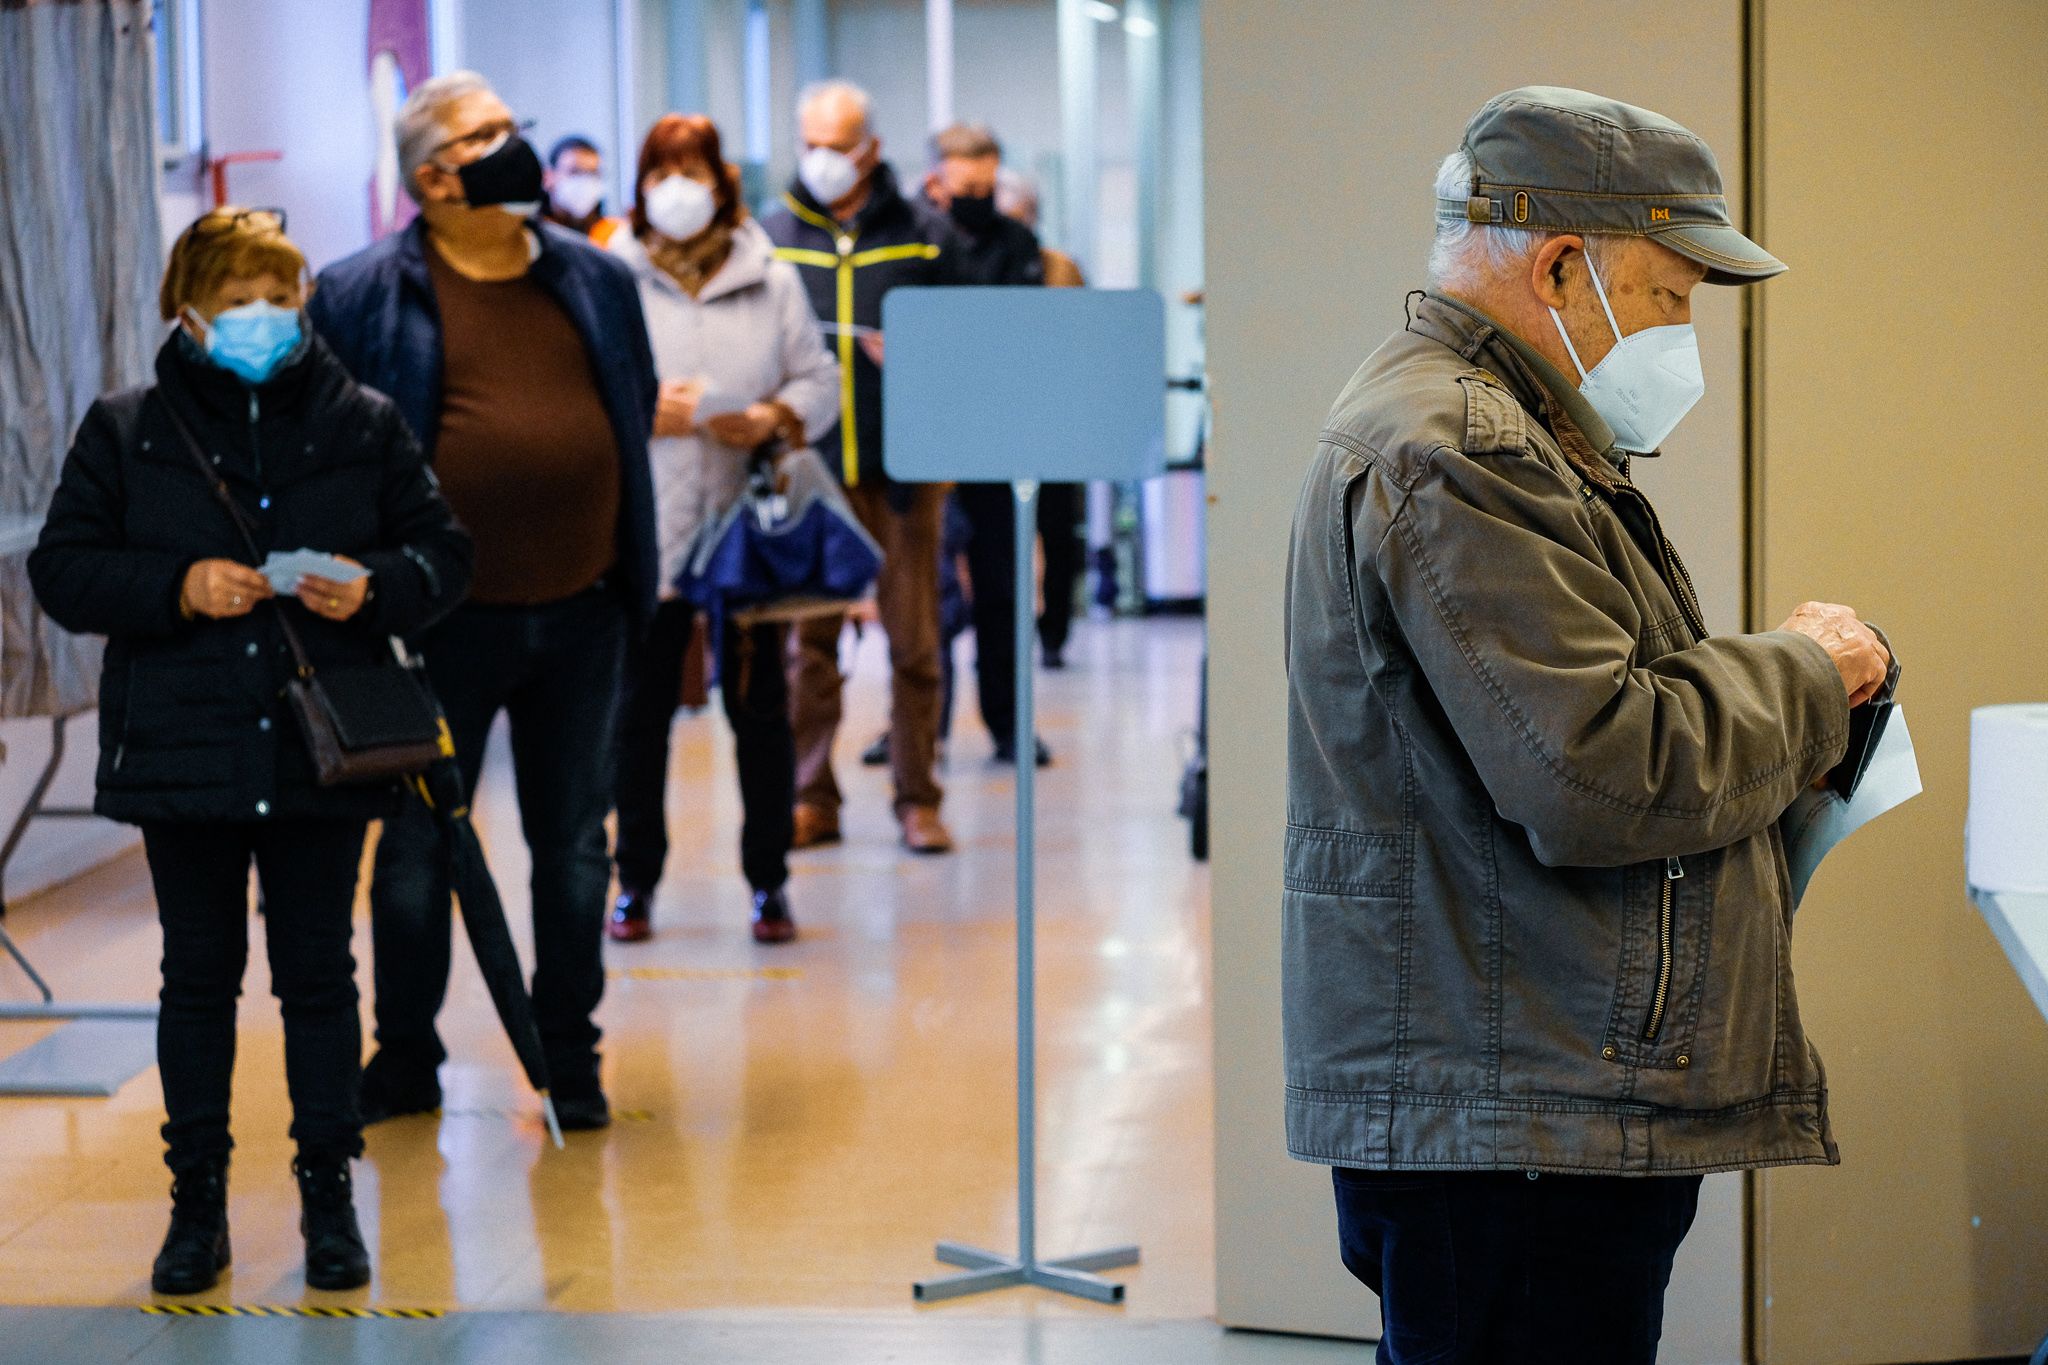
[1123,14,1157,36]
[1085,1,1119,22]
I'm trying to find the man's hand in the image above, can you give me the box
[181,559,273,620]
[705,403,782,450]
[654,379,704,438]
[1778,601,1891,707]
[857,331,885,368]
[297,557,371,622]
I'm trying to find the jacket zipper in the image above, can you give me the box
[1644,856,1684,1042]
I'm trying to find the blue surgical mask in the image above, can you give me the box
[1547,255,1705,454]
[188,301,303,384]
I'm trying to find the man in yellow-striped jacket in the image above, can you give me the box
[763,79,962,856]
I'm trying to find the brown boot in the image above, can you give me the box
[792,803,841,849]
[899,806,954,855]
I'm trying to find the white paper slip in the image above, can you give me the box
[693,389,754,421]
[259,550,371,595]
[1781,705,1923,906]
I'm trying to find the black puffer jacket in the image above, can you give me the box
[28,332,473,825]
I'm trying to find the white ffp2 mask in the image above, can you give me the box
[645,174,717,241]
[798,143,866,208]
[1548,255,1705,454]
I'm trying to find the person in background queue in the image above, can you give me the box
[607,112,839,945]
[762,79,960,855]
[308,70,660,1134]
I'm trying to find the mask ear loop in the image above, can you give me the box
[1546,247,1622,380]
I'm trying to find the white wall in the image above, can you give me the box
[1204,2,1747,1357]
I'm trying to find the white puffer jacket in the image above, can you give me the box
[611,220,841,593]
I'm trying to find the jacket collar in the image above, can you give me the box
[1408,290,1626,483]
[155,323,322,422]
[611,220,773,304]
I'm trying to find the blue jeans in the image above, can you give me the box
[368,587,627,1085]
[1332,1167,1703,1364]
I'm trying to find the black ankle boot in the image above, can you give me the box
[293,1155,371,1291]
[151,1160,230,1295]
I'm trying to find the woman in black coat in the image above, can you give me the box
[28,209,472,1297]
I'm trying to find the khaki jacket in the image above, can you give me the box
[1282,291,1849,1174]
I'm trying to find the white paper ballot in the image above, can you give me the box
[1781,706,1922,905]
[693,389,753,421]
[259,550,371,595]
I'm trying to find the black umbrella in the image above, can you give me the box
[411,748,564,1149]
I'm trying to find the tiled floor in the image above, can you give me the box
[0,619,1281,1356]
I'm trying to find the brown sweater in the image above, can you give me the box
[426,237,620,605]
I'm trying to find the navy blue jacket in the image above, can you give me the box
[307,219,660,624]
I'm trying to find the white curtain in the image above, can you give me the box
[0,0,163,718]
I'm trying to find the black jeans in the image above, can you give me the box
[614,599,793,895]
[955,481,1018,746]
[369,589,626,1085]
[1332,1167,1703,1365]
[1036,481,1085,659]
[142,819,369,1169]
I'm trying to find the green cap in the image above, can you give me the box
[1437,86,1783,285]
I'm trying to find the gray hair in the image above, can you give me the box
[929,122,1001,166]
[1426,147,1619,292]
[797,79,872,134]
[396,70,495,205]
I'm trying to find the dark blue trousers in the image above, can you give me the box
[1333,1167,1703,1365]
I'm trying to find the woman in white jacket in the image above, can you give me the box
[609,113,840,945]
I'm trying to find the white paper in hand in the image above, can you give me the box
[259,550,371,595]
[1782,706,1923,906]
[694,389,753,421]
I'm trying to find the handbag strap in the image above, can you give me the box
[155,394,320,681]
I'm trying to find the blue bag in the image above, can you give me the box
[677,445,884,630]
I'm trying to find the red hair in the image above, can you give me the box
[631,114,743,238]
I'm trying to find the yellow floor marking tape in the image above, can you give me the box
[607,966,804,982]
[142,1304,445,1318]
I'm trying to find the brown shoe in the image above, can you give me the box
[791,803,841,849]
[898,806,954,855]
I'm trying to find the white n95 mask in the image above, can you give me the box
[1548,254,1705,453]
[798,143,865,207]
[552,172,604,220]
[645,174,717,241]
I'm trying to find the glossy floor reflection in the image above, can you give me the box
[0,618,1215,1324]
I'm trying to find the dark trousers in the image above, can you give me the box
[1036,481,1085,659]
[615,599,793,895]
[369,589,626,1084]
[1332,1168,1703,1365]
[142,819,369,1169]
[955,481,1018,746]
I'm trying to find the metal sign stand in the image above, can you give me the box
[913,480,1140,1305]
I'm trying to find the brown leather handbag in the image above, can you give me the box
[159,398,444,786]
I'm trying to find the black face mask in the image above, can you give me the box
[949,194,998,233]
[452,133,545,210]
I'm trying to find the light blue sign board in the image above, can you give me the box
[880,288,1167,483]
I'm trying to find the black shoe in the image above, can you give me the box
[860,731,891,766]
[608,886,653,943]
[1043,648,1066,670]
[293,1155,370,1291]
[551,1071,612,1131]
[751,887,797,944]
[993,736,1053,768]
[151,1160,231,1296]
[358,1051,441,1126]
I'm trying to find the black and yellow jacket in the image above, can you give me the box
[762,165,958,489]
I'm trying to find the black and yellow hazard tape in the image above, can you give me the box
[142,1304,445,1319]
[607,966,804,982]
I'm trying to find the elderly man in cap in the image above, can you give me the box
[1283,87,1890,1360]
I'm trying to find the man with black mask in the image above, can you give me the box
[308,71,659,1133]
[922,122,1050,767]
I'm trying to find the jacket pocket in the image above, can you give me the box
[1283,824,1402,897]
[1599,850,1720,1070]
